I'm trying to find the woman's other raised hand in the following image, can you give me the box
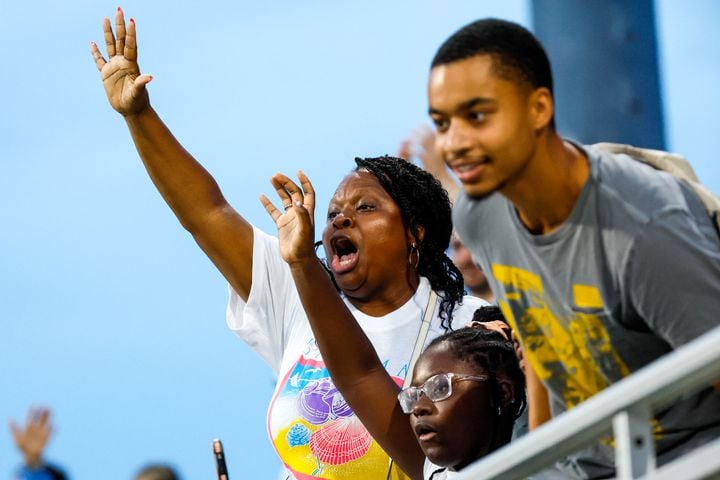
[91,8,152,116]
[260,171,318,266]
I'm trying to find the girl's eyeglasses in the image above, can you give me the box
[397,372,489,414]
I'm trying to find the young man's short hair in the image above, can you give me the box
[432,18,555,127]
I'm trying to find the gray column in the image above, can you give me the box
[532,0,665,149]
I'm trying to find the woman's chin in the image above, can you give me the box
[333,273,364,295]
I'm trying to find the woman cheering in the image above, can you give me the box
[91,9,485,479]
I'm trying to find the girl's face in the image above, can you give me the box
[408,342,497,470]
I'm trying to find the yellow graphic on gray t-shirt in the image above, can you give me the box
[492,264,630,408]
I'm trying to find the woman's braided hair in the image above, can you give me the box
[354,155,465,328]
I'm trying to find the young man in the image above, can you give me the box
[427,18,720,478]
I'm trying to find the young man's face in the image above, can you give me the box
[428,54,542,199]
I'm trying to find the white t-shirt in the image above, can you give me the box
[227,227,487,480]
[423,459,458,479]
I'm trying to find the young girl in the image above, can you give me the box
[405,327,525,479]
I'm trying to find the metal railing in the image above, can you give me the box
[456,325,720,480]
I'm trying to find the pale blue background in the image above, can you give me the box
[0,1,718,479]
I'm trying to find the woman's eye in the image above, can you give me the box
[327,211,339,220]
[357,203,375,212]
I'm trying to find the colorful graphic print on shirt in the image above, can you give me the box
[269,340,409,480]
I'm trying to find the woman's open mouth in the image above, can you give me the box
[330,236,359,274]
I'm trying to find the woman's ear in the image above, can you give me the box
[408,226,426,245]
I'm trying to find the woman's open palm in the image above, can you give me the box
[261,171,318,265]
[91,8,152,116]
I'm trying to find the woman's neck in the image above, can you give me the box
[344,274,421,317]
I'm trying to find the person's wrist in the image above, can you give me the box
[122,101,152,119]
[288,250,325,272]
[23,454,43,469]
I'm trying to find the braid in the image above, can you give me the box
[427,327,527,422]
[471,305,506,324]
[354,156,465,329]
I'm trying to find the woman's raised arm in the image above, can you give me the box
[91,9,254,300]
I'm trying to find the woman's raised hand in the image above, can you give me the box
[91,8,152,116]
[261,171,317,265]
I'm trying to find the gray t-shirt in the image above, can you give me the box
[453,143,720,478]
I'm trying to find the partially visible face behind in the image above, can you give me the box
[450,233,489,295]
[409,342,496,470]
[321,171,413,301]
[428,54,540,199]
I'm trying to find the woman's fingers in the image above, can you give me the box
[271,173,305,206]
[261,194,311,233]
[103,17,117,58]
[266,173,316,234]
[115,8,127,57]
[297,170,316,220]
[29,408,48,425]
[124,16,138,62]
[270,175,293,205]
[130,74,153,97]
[291,199,312,224]
[90,42,107,71]
[260,194,284,223]
[100,9,133,61]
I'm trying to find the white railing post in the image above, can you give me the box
[613,405,656,479]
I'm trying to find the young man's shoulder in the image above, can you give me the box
[586,143,704,225]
